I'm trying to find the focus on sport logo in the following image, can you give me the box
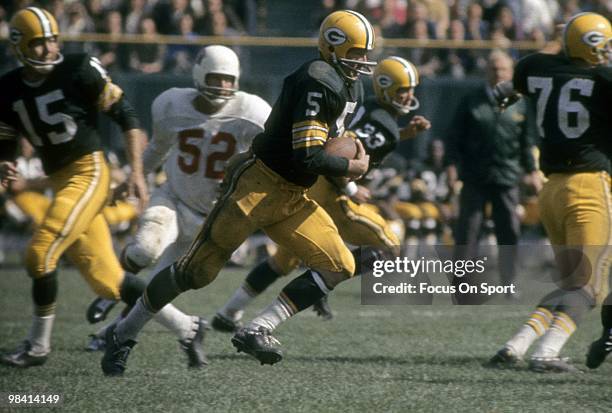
[324,28,347,46]
[582,31,605,46]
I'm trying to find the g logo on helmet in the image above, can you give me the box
[376,75,393,88]
[324,28,347,46]
[582,31,605,47]
[9,28,22,45]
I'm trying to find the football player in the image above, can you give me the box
[211,56,431,331]
[488,12,611,372]
[0,7,150,368]
[101,9,373,375]
[586,292,612,369]
[85,45,271,352]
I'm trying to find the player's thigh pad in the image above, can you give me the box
[26,152,111,277]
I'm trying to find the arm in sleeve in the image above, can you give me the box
[291,82,349,176]
[519,102,537,173]
[0,121,19,161]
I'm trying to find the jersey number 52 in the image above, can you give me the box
[177,129,237,179]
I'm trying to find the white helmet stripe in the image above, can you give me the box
[389,56,418,86]
[346,10,374,50]
[27,7,52,38]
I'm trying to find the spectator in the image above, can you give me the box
[86,0,107,33]
[165,13,198,74]
[97,10,129,71]
[62,2,95,54]
[520,0,559,38]
[404,19,440,77]
[124,0,149,34]
[465,2,489,40]
[129,17,165,74]
[446,50,540,300]
[438,18,471,78]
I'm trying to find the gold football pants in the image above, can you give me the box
[177,158,355,289]
[539,171,612,303]
[272,177,400,275]
[24,152,124,299]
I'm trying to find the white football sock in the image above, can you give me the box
[28,315,55,355]
[531,312,576,359]
[505,325,539,357]
[248,298,292,332]
[154,304,199,341]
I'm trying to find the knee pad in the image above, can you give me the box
[127,206,178,270]
[119,273,147,306]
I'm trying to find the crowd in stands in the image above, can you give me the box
[1,0,610,77]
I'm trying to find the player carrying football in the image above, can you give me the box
[100,10,374,375]
[211,56,431,331]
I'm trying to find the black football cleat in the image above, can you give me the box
[484,347,522,368]
[101,325,136,376]
[231,327,283,365]
[179,318,210,368]
[85,334,106,352]
[586,331,612,369]
[211,313,242,333]
[0,341,48,368]
[86,297,117,324]
[529,357,582,373]
[312,296,333,320]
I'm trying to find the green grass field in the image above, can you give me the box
[1,265,611,413]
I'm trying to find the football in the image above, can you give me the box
[324,136,358,159]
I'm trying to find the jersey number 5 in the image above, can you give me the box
[527,76,594,139]
[178,129,237,179]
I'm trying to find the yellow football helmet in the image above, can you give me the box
[318,10,376,80]
[562,12,611,66]
[373,56,420,114]
[9,7,63,72]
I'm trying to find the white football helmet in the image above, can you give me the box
[192,45,240,106]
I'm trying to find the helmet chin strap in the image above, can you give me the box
[23,52,64,73]
[385,91,420,114]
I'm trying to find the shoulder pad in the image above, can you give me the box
[223,92,271,127]
[306,60,344,95]
[152,88,198,122]
[369,105,399,141]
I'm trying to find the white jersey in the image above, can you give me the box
[143,88,270,215]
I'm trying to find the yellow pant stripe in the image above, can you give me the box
[44,152,102,273]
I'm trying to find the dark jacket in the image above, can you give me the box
[446,83,537,187]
